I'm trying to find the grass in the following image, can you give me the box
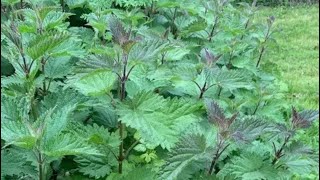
[254,5,319,157]
[254,5,319,109]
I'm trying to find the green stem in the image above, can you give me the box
[38,152,44,180]
[208,16,218,42]
[272,135,291,165]
[118,54,129,174]
[41,58,47,95]
[217,86,223,97]
[171,7,178,38]
[252,99,261,115]
[256,25,271,67]
[199,82,207,99]
[124,139,140,159]
[208,139,230,175]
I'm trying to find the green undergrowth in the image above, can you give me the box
[255,5,319,153]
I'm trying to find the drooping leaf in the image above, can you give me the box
[159,134,210,180]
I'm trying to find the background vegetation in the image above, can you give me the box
[1,0,319,179]
[255,6,319,152]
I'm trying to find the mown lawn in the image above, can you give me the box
[254,5,319,156]
[254,5,319,109]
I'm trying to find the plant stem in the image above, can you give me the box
[124,139,140,159]
[217,86,222,97]
[208,16,218,42]
[171,7,178,38]
[41,58,47,95]
[240,19,250,41]
[199,82,207,99]
[38,152,44,180]
[118,121,124,174]
[252,99,261,115]
[208,139,230,175]
[60,0,65,12]
[118,54,129,174]
[272,135,291,165]
[256,25,271,67]
[161,53,166,64]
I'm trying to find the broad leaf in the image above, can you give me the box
[73,70,117,96]
[118,92,201,149]
[159,134,210,180]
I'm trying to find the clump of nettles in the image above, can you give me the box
[1,0,318,180]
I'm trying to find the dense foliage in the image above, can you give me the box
[233,0,319,6]
[1,0,319,179]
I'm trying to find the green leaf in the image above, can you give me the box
[73,70,117,96]
[43,134,102,157]
[128,40,166,63]
[121,167,156,180]
[26,31,70,60]
[74,156,113,179]
[118,92,201,149]
[44,57,73,79]
[213,68,253,91]
[159,134,209,180]
[70,123,120,148]
[217,152,278,180]
[42,105,75,143]
[230,116,269,143]
[43,11,73,31]
[1,120,36,149]
[1,148,37,178]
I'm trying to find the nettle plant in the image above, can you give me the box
[1,0,319,179]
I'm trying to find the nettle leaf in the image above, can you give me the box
[42,11,73,31]
[217,152,279,180]
[73,70,117,96]
[70,123,120,149]
[1,120,36,149]
[40,88,86,112]
[91,106,118,128]
[278,155,317,176]
[42,133,102,157]
[159,134,210,180]
[44,56,73,79]
[65,0,86,8]
[230,116,269,143]
[74,155,115,179]
[128,40,167,63]
[1,96,28,122]
[205,99,238,137]
[108,15,130,46]
[76,54,119,73]
[213,68,253,92]
[26,31,70,60]
[118,91,201,150]
[42,105,75,142]
[1,148,37,178]
[164,46,190,61]
[121,167,157,180]
[1,96,35,149]
[291,108,319,129]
